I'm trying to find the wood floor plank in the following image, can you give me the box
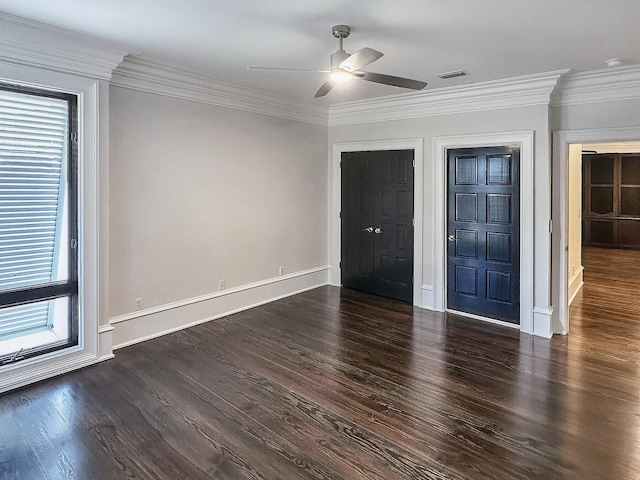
[144,345,393,480]
[190,315,572,479]
[85,362,244,480]
[5,384,119,480]
[140,329,458,480]
[104,347,348,480]
[237,295,639,432]
[1,246,640,479]
[0,402,46,480]
[146,331,459,480]
[46,369,193,479]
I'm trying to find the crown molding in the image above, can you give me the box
[0,13,127,80]
[111,56,328,126]
[551,65,640,107]
[328,70,570,127]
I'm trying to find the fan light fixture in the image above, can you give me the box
[247,24,428,98]
[330,69,352,83]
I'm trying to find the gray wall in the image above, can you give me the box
[109,86,328,318]
[551,99,640,131]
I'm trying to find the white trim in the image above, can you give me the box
[433,131,536,334]
[551,65,640,107]
[568,266,584,305]
[111,56,328,126]
[111,266,329,349]
[552,126,640,335]
[0,349,105,393]
[98,324,115,361]
[329,70,568,126]
[329,139,424,307]
[421,285,435,310]
[0,63,106,393]
[447,309,521,330]
[0,13,126,80]
[110,265,329,324]
[533,308,553,338]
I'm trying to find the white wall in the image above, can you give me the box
[109,86,329,345]
[329,104,553,332]
[551,99,640,132]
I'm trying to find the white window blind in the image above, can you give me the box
[0,88,69,339]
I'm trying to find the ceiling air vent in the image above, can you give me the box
[436,70,468,80]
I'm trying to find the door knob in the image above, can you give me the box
[374,227,383,234]
[448,235,455,242]
[362,226,374,233]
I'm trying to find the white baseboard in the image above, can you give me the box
[421,284,435,310]
[110,266,330,349]
[568,266,584,305]
[533,307,554,338]
[0,349,101,394]
[98,324,115,361]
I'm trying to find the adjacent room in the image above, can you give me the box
[1,1,639,478]
[566,142,640,349]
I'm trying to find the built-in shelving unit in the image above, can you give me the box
[582,153,640,249]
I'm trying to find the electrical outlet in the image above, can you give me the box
[134,298,143,311]
[219,279,225,290]
[279,266,284,276]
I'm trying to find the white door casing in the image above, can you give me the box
[433,131,536,335]
[552,126,640,335]
[330,138,424,307]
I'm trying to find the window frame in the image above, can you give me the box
[0,61,103,392]
[0,83,80,362]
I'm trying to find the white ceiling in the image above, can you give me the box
[1,0,638,104]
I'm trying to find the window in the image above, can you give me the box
[0,83,78,364]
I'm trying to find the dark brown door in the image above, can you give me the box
[341,150,414,303]
[447,146,520,323]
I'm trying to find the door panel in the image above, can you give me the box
[341,156,375,293]
[447,147,520,323]
[341,150,414,303]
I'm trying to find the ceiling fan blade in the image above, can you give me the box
[358,71,427,90]
[314,81,334,98]
[247,66,329,73]
[339,47,383,72]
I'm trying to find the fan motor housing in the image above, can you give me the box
[332,25,350,39]
[331,50,350,69]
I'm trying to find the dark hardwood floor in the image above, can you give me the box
[1,247,640,479]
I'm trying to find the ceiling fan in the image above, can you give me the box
[248,25,427,98]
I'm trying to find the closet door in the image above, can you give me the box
[446,146,520,324]
[341,150,414,303]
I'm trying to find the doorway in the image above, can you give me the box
[446,146,521,323]
[341,150,414,303]
[553,128,640,334]
[434,132,534,333]
[559,138,640,334]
